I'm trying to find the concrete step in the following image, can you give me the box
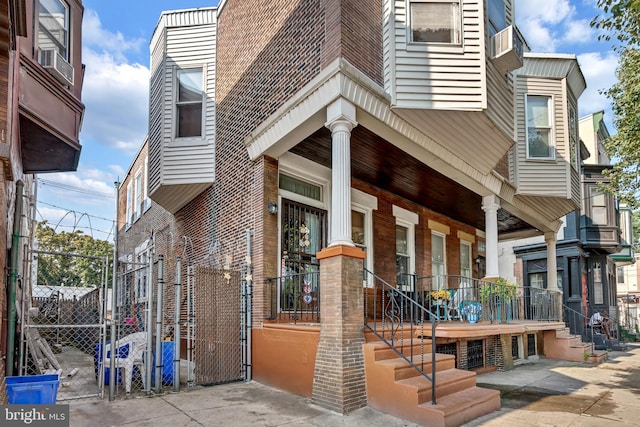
[397,368,477,403]
[374,353,456,381]
[417,386,501,427]
[366,339,434,361]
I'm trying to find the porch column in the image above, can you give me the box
[482,195,500,279]
[312,244,367,413]
[545,231,558,290]
[326,98,357,247]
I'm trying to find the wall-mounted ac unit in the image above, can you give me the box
[38,49,74,86]
[490,25,524,74]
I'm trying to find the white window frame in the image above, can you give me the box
[143,156,150,211]
[525,94,555,160]
[487,0,506,35]
[393,205,418,292]
[134,167,143,221]
[352,189,377,285]
[37,0,69,60]
[125,182,133,229]
[174,67,204,140]
[408,0,462,45]
[431,231,447,288]
[460,240,472,279]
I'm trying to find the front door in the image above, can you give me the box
[280,199,327,314]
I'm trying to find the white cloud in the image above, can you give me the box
[562,19,595,44]
[82,9,145,63]
[577,50,618,117]
[80,49,149,155]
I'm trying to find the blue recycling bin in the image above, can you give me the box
[6,374,60,404]
[151,341,174,386]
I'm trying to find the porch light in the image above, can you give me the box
[267,202,278,214]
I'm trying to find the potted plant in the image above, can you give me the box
[462,302,482,323]
[479,278,517,323]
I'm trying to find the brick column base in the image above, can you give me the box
[311,245,367,414]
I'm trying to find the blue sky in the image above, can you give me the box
[36,0,618,242]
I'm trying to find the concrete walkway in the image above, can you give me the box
[68,343,640,426]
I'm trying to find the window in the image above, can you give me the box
[135,252,149,301]
[410,1,461,44]
[568,104,578,169]
[432,232,446,288]
[396,225,411,290]
[460,241,472,279]
[487,0,506,35]
[530,272,544,289]
[352,210,367,269]
[526,95,554,159]
[617,267,624,284]
[593,262,603,304]
[38,0,69,60]
[134,169,143,219]
[279,174,322,201]
[590,189,608,225]
[125,183,132,227]
[143,157,150,211]
[176,68,203,138]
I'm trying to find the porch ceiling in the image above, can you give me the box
[290,126,535,235]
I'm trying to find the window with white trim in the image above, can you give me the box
[487,0,506,35]
[37,0,69,60]
[135,252,149,301]
[432,231,446,289]
[125,183,133,227]
[409,0,461,44]
[393,206,418,291]
[526,95,555,159]
[176,68,203,138]
[460,241,472,279]
[593,262,604,304]
[589,189,608,225]
[134,168,143,220]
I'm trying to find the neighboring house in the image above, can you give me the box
[504,111,634,347]
[119,2,604,424]
[618,248,639,335]
[0,0,85,400]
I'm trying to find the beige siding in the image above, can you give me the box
[515,77,570,197]
[148,9,216,212]
[390,0,485,110]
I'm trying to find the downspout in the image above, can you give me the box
[6,180,24,376]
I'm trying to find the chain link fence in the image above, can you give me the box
[22,251,109,401]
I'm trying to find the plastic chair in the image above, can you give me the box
[103,332,147,393]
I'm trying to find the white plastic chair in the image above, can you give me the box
[103,331,147,393]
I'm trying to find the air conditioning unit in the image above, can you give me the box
[38,49,74,86]
[490,25,524,74]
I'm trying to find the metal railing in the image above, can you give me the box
[364,269,439,404]
[266,271,320,324]
[400,275,562,324]
[562,304,626,352]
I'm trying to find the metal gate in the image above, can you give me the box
[192,265,245,385]
[23,250,109,401]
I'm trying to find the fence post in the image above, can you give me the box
[155,255,164,394]
[173,257,181,392]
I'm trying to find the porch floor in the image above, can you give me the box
[264,319,566,338]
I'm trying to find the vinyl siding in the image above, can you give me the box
[390,0,485,110]
[147,9,216,211]
[515,77,570,197]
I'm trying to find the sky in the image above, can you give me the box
[36,0,620,242]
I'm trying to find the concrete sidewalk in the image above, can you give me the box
[68,343,640,426]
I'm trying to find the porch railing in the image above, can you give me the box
[402,275,562,324]
[265,272,320,324]
[563,304,625,351]
[364,269,439,405]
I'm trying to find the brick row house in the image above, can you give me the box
[118,2,604,425]
[0,0,85,400]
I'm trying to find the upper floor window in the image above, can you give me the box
[176,68,203,138]
[125,182,133,228]
[410,1,461,44]
[487,0,506,35]
[589,188,609,225]
[38,0,69,60]
[526,95,555,159]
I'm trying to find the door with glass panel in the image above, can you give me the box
[280,199,327,314]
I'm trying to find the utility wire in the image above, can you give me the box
[38,178,114,198]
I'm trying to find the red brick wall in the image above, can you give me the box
[353,179,481,287]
